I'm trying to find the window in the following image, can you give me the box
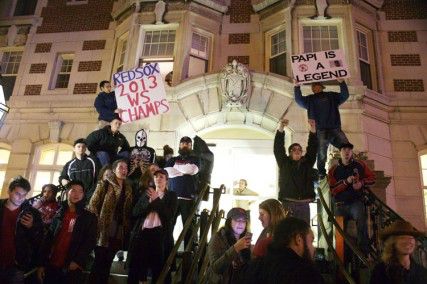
[31,144,73,196]
[188,32,210,78]
[0,51,23,100]
[13,0,38,16]
[142,30,175,58]
[303,26,339,52]
[0,147,11,190]
[51,54,73,89]
[66,0,88,5]
[141,29,176,78]
[269,30,286,76]
[420,153,427,224]
[357,30,372,89]
[116,39,128,73]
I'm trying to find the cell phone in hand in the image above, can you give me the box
[245,232,253,239]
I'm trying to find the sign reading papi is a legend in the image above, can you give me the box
[112,63,170,123]
[291,49,350,84]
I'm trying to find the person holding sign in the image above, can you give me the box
[86,114,130,166]
[94,81,121,129]
[294,79,349,179]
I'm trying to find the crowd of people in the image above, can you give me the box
[0,79,426,284]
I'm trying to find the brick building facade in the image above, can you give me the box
[0,0,426,229]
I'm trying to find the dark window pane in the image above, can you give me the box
[14,0,37,16]
[360,60,372,89]
[56,74,70,88]
[270,53,286,76]
[1,76,16,101]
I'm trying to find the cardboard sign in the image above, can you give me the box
[112,63,170,123]
[291,49,350,84]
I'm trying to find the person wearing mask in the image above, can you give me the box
[127,169,177,284]
[242,217,323,284]
[370,220,427,284]
[37,180,97,284]
[88,159,133,284]
[59,138,100,202]
[0,176,43,283]
[274,117,317,224]
[207,207,252,284]
[86,115,130,166]
[328,142,375,255]
[94,80,121,128]
[294,79,349,179]
[165,136,200,247]
[253,198,287,258]
[32,184,60,228]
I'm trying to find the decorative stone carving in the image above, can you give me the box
[315,0,329,19]
[219,60,251,109]
[155,0,166,24]
[48,121,64,143]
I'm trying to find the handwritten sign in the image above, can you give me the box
[291,49,350,84]
[112,63,170,123]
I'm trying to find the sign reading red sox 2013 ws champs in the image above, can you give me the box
[291,49,350,84]
[112,63,170,123]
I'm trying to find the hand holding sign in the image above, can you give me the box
[291,49,350,84]
[112,63,170,123]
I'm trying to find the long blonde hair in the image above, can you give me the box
[259,199,287,235]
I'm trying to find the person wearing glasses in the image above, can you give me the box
[273,118,318,224]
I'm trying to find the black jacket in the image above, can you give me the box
[39,201,98,269]
[59,155,100,199]
[240,247,324,284]
[86,126,130,157]
[370,261,427,284]
[130,190,177,237]
[274,130,318,201]
[0,199,43,271]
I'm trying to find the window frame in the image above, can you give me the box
[265,25,287,77]
[0,49,23,100]
[298,18,343,54]
[0,143,11,194]
[188,30,212,78]
[30,143,73,197]
[116,37,128,73]
[50,53,74,90]
[418,150,427,226]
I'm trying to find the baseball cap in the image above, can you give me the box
[339,142,354,150]
[226,207,248,220]
[180,136,192,144]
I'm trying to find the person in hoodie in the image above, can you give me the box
[165,136,200,247]
[37,180,97,284]
[0,176,43,284]
[294,79,349,179]
[86,114,130,166]
[274,117,317,224]
[59,138,100,202]
[127,129,156,187]
[94,80,120,128]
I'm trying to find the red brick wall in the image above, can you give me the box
[73,83,98,94]
[382,0,427,20]
[229,0,252,23]
[35,42,52,53]
[229,33,250,44]
[390,54,421,66]
[78,61,102,72]
[394,79,424,92]
[82,40,106,50]
[388,31,417,42]
[24,85,42,96]
[37,0,114,33]
[228,56,249,65]
[29,63,47,73]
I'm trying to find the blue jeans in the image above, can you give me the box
[282,200,311,225]
[334,200,369,254]
[317,128,348,176]
[96,151,130,166]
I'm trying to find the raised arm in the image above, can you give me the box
[274,118,290,167]
[336,80,349,105]
[305,119,318,166]
[294,86,308,109]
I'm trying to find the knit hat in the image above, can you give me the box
[226,207,248,221]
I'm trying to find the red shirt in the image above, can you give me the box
[39,201,59,225]
[49,210,77,268]
[253,236,272,258]
[0,206,20,267]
